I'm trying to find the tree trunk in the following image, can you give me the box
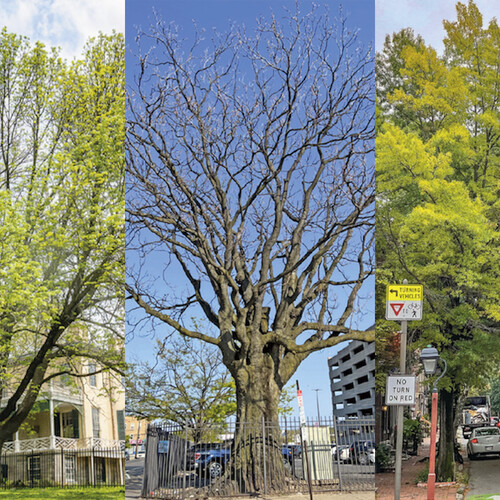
[225,361,287,494]
[436,388,455,482]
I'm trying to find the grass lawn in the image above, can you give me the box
[0,486,124,499]
[467,496,500,500]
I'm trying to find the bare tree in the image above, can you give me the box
[126,4,374,490]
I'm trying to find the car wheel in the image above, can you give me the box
[208,461,224,479]
[357,452,369,465]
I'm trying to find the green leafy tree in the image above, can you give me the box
[126,336,236,442]
[376,1,500,481]
[489,377,500,415]
[0,31,124,451]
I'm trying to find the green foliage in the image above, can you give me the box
[126,334,236,437]
[376,0,500,483]
[0,30,124,445]
[415,465,430,485]
[375,442,395,472]
[488,377,500,414]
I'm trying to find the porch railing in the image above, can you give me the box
[2,436,124,453]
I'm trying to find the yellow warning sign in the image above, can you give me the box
[386,284,423,301]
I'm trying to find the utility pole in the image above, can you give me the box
[314,389,321,424]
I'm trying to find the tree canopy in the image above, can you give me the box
[376,0,500,481]
[126,4,374,437]
[0,30,124,449]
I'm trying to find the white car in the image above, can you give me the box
[331,444,350,462]
[467,426,500,459]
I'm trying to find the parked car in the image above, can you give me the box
[282,444,302,463]
[349,440,375,465]
[331,444,350,462]
[191,442,302,480]
[467,426,500,459]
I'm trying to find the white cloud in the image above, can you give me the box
[0,0,124,60]
[376,0,498,53]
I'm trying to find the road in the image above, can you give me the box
[467,454,500,498]
[125,457,144,500]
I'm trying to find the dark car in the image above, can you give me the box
[282,444,302,463]
[190,442,301,480]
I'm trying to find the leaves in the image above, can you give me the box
[0,31,124,445]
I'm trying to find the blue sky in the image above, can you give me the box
[0,0,124,60]
[125,0,375,420]
[376,0,498,53]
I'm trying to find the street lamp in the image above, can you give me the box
[419,346,447,500]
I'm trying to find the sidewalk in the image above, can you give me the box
[376,438,461,499]
[248,493,374,500]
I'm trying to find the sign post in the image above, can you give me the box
[296,382,313,500]
[386,280,423,500]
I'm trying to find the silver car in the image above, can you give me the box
[467,426,500,459]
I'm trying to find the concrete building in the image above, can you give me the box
[328,340,375,418]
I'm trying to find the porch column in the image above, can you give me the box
[49,397,56,449]
[14,430,20,452]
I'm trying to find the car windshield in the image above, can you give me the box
[475,428,499,436]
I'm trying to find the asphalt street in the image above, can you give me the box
[125,456,144,499]
[467,454,500,498]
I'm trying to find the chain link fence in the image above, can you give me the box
[139,416,374,498]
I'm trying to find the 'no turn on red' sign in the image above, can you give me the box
[385,375,417,406]
[386,284,423,321]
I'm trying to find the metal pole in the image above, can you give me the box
[427,386,438,500]
[394,278,408,500]
[314,389,321,424]
[296,380,314,500]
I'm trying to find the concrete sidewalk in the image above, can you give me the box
[252,492,374,500]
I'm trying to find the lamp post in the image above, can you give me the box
[419,346,447,500]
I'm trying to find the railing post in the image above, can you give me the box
[61,447,64,487]
[332,415,343,491]
[262,417,267,495]
[182,419,188,500]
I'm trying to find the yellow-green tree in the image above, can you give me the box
[376,0,500,481]
[0,30,124,451]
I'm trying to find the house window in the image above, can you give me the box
[62,412,74,438]
[130,423,135,431]
[92,407,100,438]
[88,363,96,387]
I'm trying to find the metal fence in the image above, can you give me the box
[140,416,374,499]
[0,447,125,489]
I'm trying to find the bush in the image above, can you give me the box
[415,465,429,485]
[375,442,395,472]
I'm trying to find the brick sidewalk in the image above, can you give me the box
[375,439,460,499]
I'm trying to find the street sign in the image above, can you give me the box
[296,389,306,426]
[386,284,423,301]
[385,375,416,406]
[386,284,423,321]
